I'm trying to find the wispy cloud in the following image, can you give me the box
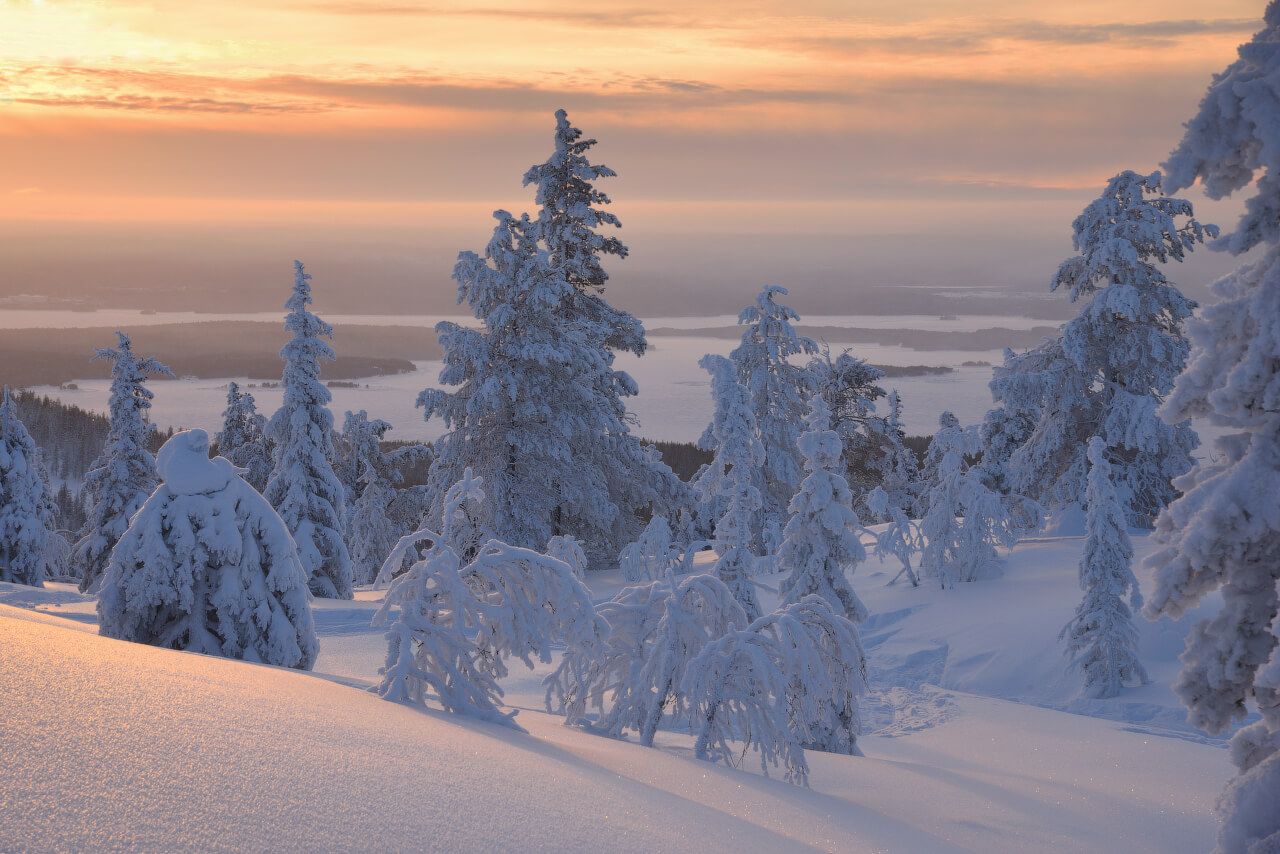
[734,17,1259,59]
[296,2,683,27]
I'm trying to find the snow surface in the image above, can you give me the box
[0,528,1233,853]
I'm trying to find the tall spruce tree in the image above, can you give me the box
[423,112,684,565]
[265,261,353,600]
[74,332,172,593]
[992,172,1211,528]
[0,386,60,587]
[1143,9,1280,850]
[1061,438,1148,698]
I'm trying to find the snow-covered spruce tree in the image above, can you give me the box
[513,108,687,562]
[806,347,888,505]
[683,595,868,785]
[375,470,606,728]
[999,172,1212,528]
[778,395,869,623]
[1143,11,1280,849]
[216,382,272,493]
[696,354,765,621]
[707,286,816,552]
[876,389,921,514]
[74,332,173,593]
[423,205,684,567]
[1061,438,1148,698]
[97,429,318,669]
[0,386,60,587]
[336,410,429,586]
[265,261,353,600]
[917,412,1026,586]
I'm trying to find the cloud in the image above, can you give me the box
[13,94,331,114]
[295,3,683,28]
[735,17,1259,59]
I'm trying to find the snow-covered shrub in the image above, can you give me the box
[1143,12,1280,848]
[778,395,869,622]
[97,429,318,670]
[376,471,606,729]
[1060,438,1148,698]
[217,382,272,493]
[683,595,868,786]
[0,386,61,587]
[74,332,173,593]
[265,261,353,600]
[618,515,683,582]
[546,535,587,579]
[546,573,746,743]
[866,485,921,586]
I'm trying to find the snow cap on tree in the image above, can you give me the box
[0,386,60,587]
[98,429,318,669]
[265,261,353,600]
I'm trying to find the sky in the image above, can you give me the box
[0,0,1268,316]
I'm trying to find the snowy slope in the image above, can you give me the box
[0,527,1232,853]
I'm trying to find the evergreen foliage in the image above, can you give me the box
[74,332,173,593]
[265,261,353,600]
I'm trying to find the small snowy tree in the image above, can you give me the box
[917,413,1027,586]
[1143,11,1280,850]
[97,429,318,669]
[696,354,765,621]
[806,348,890,503]
[265,261,353,600]
[706,286,816,551]
[778,395,869,623]
[1061,438,1148,698]
[0,386,60,587]
[74,332,173,593]
[619,515,681,583]
[876,390,921,514]
[216,382,272,493]
[376,470,606,728]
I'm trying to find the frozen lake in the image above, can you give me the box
[29,330,1009,442]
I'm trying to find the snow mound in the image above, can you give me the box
[156,428,233,495]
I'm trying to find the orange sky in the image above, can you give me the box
[0,0,1268,313]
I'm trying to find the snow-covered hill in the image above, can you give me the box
[0,530,1232,853]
